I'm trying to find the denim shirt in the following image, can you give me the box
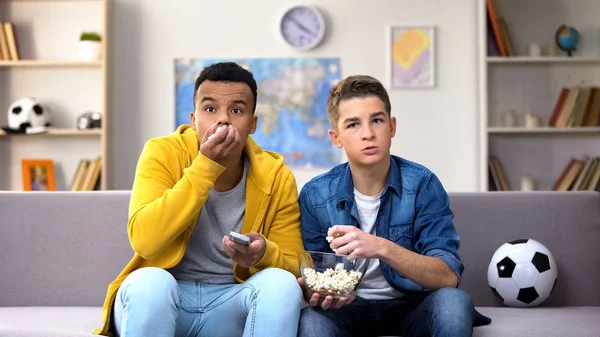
[298,155,464,295]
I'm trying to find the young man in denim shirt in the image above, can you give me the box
[298,75,491,337]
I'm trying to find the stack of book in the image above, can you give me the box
[486,0,514,57]
[488,155,511,191]
[70,156,102,191]
[0,21,19,61]
[549,87,600,128]
[553,156,600,191]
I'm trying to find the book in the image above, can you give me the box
[3,22,19,61]
[0,23,10,61]
[70,159,90,191]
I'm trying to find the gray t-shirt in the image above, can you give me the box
[354,188,406,300]
[168,158,249,284]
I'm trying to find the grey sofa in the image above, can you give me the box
[0,191,599,337]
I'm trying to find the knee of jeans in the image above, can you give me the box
[299,306,323,326]
[431,287,472,319]
[299,307,337,337]
[120,267,179,305]
[253,268,302,301]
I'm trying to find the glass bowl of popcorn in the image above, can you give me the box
[299,250,368,299]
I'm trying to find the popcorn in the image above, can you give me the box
[303,264,362,297]
[326,231,343,252]
[325,233,344,243]
[207,125,227,141]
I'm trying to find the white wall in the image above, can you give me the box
[111,0,480,192]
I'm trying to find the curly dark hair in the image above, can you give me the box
[193,62,258,112]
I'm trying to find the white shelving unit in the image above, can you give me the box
[0,128,102,136]
[487,56,600,64]
[478,0,600,191]
[0,0,110,191]
[488,127,600,135]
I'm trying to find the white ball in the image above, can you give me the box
[487,238,558,307]
[7,97,51,131]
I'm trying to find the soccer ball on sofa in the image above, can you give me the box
[487,238,558,308]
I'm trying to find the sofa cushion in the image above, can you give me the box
[0,307,101,337]
[0,191,132,307]
[2,306,599,337]
[451,192,600,307]
[474,306,600,337]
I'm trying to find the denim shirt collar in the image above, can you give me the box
[335,156,403,212]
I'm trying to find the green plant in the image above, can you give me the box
[80,31,102,42]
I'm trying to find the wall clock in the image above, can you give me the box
[279,5,326,51]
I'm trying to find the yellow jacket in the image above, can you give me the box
[93,125,303,336]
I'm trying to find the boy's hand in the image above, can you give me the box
[297,277,356,310]
[221,232,266,268]
[329,225,386,261]
[200,123,242,165]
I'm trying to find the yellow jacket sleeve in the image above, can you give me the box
[251,170,303,277]
[127,138,226,259]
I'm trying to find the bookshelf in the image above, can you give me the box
[0,60,102,67]
[479,0,600,192]
[488,127,600,135]
[0,0,110,191]
[0,128,102,136]
[487,56,600,64]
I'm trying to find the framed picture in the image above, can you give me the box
[22,159,56,191]
[388,25,435,88]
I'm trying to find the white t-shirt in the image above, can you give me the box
[354,188,405,300]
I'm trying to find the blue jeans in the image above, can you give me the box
[299,287,475,337]
[113,267,303,337]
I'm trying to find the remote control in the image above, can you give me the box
[229,231,251,246]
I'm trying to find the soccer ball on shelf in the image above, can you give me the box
[487,238,558,308]
[1,97,52,135]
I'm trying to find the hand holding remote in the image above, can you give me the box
[222,232,266,268]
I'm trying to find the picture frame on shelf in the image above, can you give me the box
[22,159,56,191]
[387,24,435,88]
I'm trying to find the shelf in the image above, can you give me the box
[488,127,600,135]
[0,60,102,68]
[0,0,109,191]
[0,0,104,2]
[487,56,600,64]
[0,128,102,136]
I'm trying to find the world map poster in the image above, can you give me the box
[175,58,342,167]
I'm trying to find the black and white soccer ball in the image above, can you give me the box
[2,97,52,134]
[487,238,558,307]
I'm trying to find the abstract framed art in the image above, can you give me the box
[387,25,435,88]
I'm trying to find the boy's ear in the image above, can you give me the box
[390,116,397,138]
[190,111,196,130]
[249,115,258,134]
[328,129,343,148]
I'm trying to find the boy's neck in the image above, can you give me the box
[214,153,245,192]
[349,155,391,197]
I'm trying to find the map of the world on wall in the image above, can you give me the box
[175,58,343,167]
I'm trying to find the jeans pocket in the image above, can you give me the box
[178,281,202,313]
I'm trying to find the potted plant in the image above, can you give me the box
[78,31,102,61]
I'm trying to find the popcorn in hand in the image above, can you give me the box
[326,229,343,252]
[207,125,227,141]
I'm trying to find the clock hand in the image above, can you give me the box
[290,17,317,37]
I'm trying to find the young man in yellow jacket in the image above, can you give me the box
[94,62,304,337]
